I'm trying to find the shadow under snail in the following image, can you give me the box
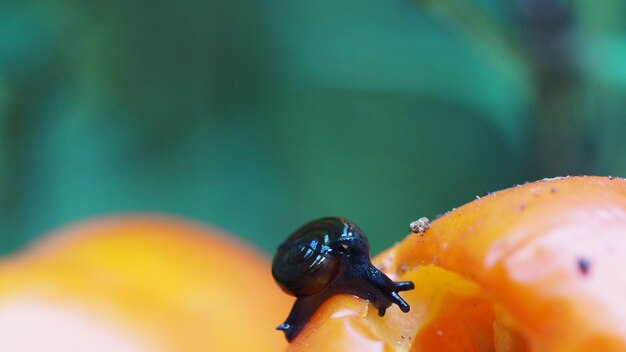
[272,217,415,341]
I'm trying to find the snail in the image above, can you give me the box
[272,217,415,341]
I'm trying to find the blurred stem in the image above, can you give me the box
[415,0,594,177]
[517,0,593,177]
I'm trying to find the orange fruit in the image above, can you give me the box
[287,176,626,351]
[0,215,291,351]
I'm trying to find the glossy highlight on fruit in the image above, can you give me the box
[272,217,415,341]
[286,176,626,352]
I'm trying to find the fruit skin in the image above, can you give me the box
[286,176,626,351]
[0,215,292,352]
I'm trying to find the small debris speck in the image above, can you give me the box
[578,258,591,276]
[550,187,557,193]
[410,217,431,235]
[608,175,615,180]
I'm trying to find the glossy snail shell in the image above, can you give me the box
[271,217,368,297]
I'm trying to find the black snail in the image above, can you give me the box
[272,217,415,341]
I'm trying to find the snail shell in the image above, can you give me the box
[271,217,367,297]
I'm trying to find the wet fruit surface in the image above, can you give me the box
[287,176,626,351]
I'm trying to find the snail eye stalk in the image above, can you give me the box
[271,217,415,342]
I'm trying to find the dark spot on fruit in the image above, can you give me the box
[577,258,591,276]
[550,187,557,193]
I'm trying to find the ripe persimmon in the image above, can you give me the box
[0,216,291,352]
[286,176,626,352]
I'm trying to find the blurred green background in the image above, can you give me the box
[1,0,625,256]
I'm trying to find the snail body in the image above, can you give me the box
[272,217,415,341]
